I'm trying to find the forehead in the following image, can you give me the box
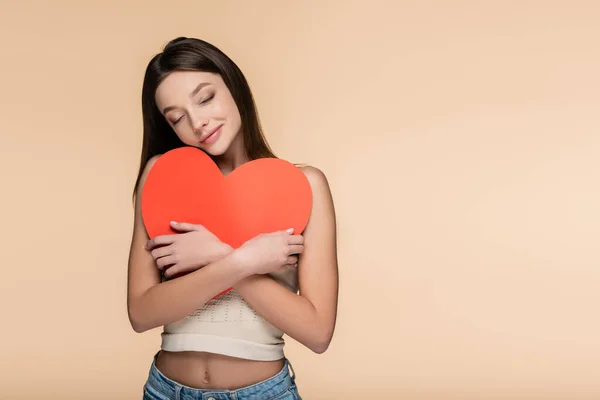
[155,70,221,109]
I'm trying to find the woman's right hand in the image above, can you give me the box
[232,228,305,275]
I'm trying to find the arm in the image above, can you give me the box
[232,166,339,353]
[127,156,251,333]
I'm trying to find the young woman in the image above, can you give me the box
[127,37,339,400]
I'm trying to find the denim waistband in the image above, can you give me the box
[145,351,296,400]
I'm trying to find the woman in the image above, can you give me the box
[127,37,339,400]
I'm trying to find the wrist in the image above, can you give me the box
[226,249,253,280]
[222,243,234,256]
[211,243,234,263]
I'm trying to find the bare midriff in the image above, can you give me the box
[154,350,285,389]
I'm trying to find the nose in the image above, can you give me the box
[190,112,209,134]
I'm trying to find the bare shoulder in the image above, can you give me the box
[298,165,332,195]
[298,164,326,178]
[136,154,162,195]
[132,154,163,239]
[298,165,336,223]
[147,154,162,169]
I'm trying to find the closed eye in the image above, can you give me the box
[170,94,214,126]
[199,94,214,105]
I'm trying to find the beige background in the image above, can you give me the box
[1,1,599,399]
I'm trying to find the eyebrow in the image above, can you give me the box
[162,82,211,114]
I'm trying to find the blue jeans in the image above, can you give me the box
[143,353,302,400]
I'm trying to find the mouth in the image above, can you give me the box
[200,124,223,144]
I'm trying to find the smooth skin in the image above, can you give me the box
[127,70,339,389]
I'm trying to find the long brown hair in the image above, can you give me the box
[132,37,279,201]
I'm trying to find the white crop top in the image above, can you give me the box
[160,268,299,361]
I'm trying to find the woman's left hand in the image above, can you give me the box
[145,221,232,278]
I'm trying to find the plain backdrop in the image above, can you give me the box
[0,1,599,399]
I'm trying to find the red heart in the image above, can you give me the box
[140,146,312,297]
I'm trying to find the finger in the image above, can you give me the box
[287,244,304,255]
[286,255,298,265]
[150,246,171,260]
[146,235,176,250]
[156,255,177,271]
[283,261,299,269]
[163,264,182,278]
[287,235,304,245]
[170,221,201,232]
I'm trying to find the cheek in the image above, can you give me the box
[173,127,196,144]
[226,103,242,128]
[211,101,228,118]
[218,96,238,118]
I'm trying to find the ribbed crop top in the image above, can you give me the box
[160,268,298,361]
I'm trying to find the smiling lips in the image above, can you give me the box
[200,125,223,144]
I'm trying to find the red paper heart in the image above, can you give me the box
[140,146,312,297]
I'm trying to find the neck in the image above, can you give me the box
[212,133,249,176]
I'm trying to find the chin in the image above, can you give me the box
[201,139,230,156]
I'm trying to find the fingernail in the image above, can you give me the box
[170,221,177,225]
[286,228,294,233]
